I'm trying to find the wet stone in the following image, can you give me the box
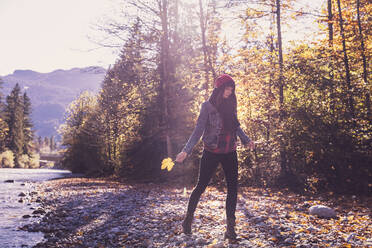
[22,178,371,248]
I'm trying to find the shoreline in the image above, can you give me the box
[21,177,371,248]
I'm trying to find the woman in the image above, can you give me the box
[175,74,255,241]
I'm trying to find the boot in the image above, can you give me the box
[224,217,238,241]
[182,213,193,234]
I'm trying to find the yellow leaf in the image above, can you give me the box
[161,159,168,170]
[296,228,305,233]
[161,157,175,171]
[167,161,174,171]
[207,239,218,247]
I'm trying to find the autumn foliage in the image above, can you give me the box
[59,0,371,194]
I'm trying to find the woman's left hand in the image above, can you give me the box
[175,151,187,163]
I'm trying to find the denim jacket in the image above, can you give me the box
[182,101,251,154]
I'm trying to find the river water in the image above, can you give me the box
[0,168,72,248]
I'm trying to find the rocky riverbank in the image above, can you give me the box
[21,178,371,247]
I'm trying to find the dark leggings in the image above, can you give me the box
[186,149,238,219]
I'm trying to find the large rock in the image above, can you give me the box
[309,205,336,218]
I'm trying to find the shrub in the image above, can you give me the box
[18,154,29,168]
[28,153,40,168]
[0,150,15,168]
[18,153,41,168]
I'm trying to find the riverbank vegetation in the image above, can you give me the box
[59,0,371,195]
[0,82,63,169]
[0,82,38,168]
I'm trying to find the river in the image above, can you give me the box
[0,168,72,248]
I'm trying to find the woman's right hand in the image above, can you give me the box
[175,151,187,163]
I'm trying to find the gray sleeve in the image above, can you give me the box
[182,102,208,154]
[237,126,251,145]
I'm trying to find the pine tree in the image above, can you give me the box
[22,92,33,156]
[5,83,24,166]
[98,18,155,175]
[49,136,54,152]
[44,136,49,148]
[0,79,8,151]
[36,136,43,152]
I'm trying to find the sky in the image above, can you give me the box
[0,0,324,77]
[0,0,118,76]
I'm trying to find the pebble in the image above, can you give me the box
[20,178,371,248]
[309,205,336,218]
[285,237,294,243]
[346,233,355,242]
[32,209,46,215]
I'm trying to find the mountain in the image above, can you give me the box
[0,66,106,138]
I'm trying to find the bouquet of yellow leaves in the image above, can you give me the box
[161,157,175,171]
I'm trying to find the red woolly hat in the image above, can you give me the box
[214,74,235,88]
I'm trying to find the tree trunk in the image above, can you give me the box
[276,0,287,175]
[267,33,274,141]
[336,0,355,118]
[276,0,284,117]
[266,4,276,142]
[160,0,172,157]
[327,0,335,114]
[207,1,217,80]
[199,0,211,100]
[356,0,370,119]
[327,0,333,44]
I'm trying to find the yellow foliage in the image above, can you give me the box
[341,244,352,248]
[161,157,175,171]
[206,239,218,248]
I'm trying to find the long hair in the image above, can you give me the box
[209,82,240,132]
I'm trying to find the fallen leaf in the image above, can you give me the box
[161,157,175,171]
